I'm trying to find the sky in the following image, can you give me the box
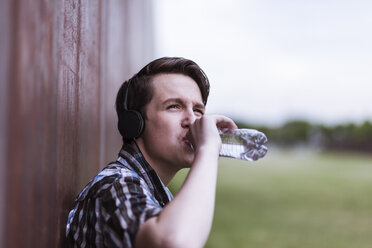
[153,0,372,126]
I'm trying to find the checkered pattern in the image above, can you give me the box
[66,144,173,247]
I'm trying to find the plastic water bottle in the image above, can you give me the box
[219,128,268,161]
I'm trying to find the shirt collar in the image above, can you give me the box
[118,143,172,206]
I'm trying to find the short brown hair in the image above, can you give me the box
[116,57,210,134]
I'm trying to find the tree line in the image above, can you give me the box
[236,120,372,153]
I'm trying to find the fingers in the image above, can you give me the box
[187,114,237,150]
[209,114,238,130]
[190,114,237,134]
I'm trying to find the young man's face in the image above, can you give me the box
[138,73,205,172]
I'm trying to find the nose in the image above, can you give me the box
[181,108,197,128]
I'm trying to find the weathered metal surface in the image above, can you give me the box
[0,0,154,247]
[0,0,11,245]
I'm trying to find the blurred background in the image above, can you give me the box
[1,0,371,247]
[158,2,372,247]
[155,0,372,126]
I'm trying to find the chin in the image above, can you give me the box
[176,146,195,169]
[183,154,195,168]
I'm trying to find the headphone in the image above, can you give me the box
[117,79,145,140]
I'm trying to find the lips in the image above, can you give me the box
[182,137,193,149]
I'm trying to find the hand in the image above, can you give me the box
[187,114,237,155]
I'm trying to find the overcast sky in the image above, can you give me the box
[153,0,372,126]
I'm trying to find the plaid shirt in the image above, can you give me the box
[66,144,173,247]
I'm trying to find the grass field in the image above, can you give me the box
[168,148,372,248]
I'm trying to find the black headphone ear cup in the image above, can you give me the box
[118,110,145,139]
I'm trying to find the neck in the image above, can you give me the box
[131,140,179,186]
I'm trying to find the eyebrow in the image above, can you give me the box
[163,98,205,109]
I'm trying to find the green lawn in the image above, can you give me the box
[168,149,372,248]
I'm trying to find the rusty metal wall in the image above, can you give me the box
[0,0,11,245]
[0,0,154,247]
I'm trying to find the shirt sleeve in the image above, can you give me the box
[99,173,163,246]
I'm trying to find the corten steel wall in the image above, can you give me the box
[0,0,154,247]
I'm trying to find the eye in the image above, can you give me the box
[194,108,204,115]
[167,104,180,110]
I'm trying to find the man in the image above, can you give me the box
[66,57,237,247]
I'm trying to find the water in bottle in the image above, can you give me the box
[219,128,268,161]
